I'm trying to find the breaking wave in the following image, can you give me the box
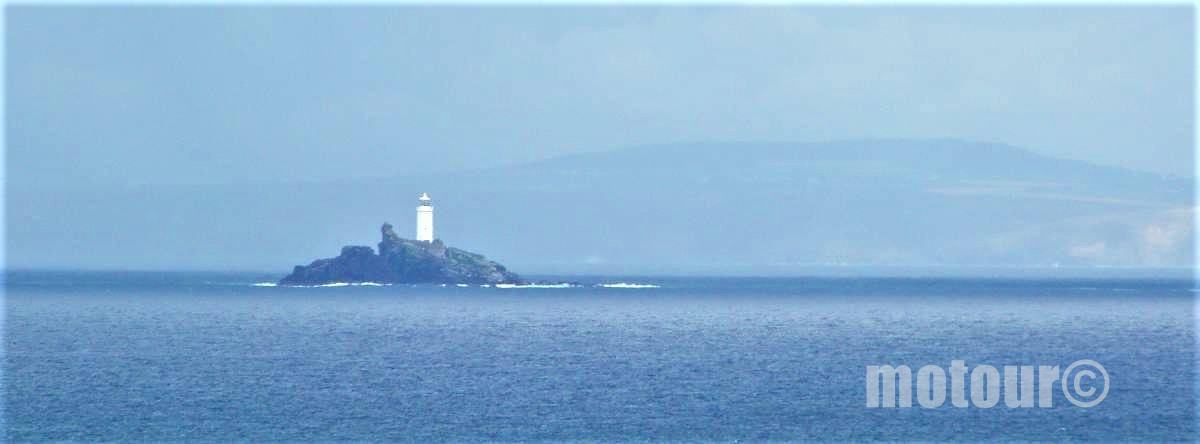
[251,281,657,289]
[597,282,660,289]
[255,282,390,288]
[494,283,579,289]
[313,282,388,287]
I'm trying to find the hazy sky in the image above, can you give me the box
[9,5,1195,189]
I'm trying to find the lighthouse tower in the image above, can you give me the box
[415,193,434,242]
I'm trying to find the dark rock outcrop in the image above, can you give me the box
[279,223,522,285]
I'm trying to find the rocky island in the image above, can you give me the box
[279,223,523,286]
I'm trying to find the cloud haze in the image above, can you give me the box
[9,5,1193,187]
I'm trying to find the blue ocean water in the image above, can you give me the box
[4,271,1195,441]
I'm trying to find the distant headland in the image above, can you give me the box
[279,193,522,286]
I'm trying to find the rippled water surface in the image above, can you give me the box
[5,272,1195,441]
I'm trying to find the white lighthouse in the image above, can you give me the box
[415,192,434,242]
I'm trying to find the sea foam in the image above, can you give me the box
[597,283,660,289]
[256,282,390,288]
[494,283,578,289]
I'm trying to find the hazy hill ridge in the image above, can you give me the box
[9,139,1193,271]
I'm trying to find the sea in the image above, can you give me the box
[4,271,1196,442]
